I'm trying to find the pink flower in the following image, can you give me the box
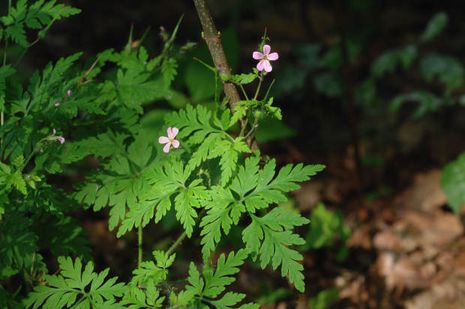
[252,44,279,72]
[57,136,65,144]
[158,127,180,153]
[66,89,73,97]
[52,128,65,144]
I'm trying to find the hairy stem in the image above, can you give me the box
[166,231,187,256]
[192,0,242,111]
[137,225,143,267]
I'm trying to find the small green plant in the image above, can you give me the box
[0,0,325,307]
[304,203,350,262]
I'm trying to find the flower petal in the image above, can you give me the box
[253,51,263,60]
[171,139,180,148]
[263,44,271,55]
[171,127,179,138]
[167,127,173,138]
[257,60,265,71]
[159,136,169,144]
[268,52,279,61]
[263,60,272,72]
[163,142,171,153]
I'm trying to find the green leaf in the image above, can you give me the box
[309,288,339,309]
[0,65,15,112]
[420,12,448,43]
[390,91,442,119]
[24,257,126,308]
[118,158,207,237]
[313,71,342,98]
[0,212,38,271]
[420,53,464,91]
[166,105,248,183]
[1,0,80,47]
[305,203,350,249]
[75,134,158,231]
[62,131,128,164]
[186,262,204,295]
[185,250,255,308]
[201,157,324,259]
[210,292,246,309]
[203,249,248,298]
[442,152,465,213]
[371,45,417,78]
[228,73,258,85]
[242,207,310,292]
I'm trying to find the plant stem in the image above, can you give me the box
[239,84,249,100]
[253,75,263,100]
[192,0,241,110]
[137,225,143,268]
[244,121,258,140]
[166,231,187,256]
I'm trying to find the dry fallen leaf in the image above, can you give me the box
[394,170,446,212]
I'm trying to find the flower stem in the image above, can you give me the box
[239,84,249,100]
[253,76,263,100]
[137,225,143,268]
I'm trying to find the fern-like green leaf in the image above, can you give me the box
[201,156,324,259]
[242,207,309,292]
[166,105,249,183]
[24,256,126,309]
[1,0,80,47]
[118,157,208,237]
[185,250,257,308]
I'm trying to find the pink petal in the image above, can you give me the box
[159,136,169,144]
[163,142,171,153]
[167,127,173,138]
[171,139,180,148]
[170,127,179,138]
[268,52,279,61]
[257,60,265,72]
[263,44,271,55]
[263,60,272,72]
[253,51,263,60]
[57,136,65,144]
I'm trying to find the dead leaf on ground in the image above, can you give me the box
[394,169,447,212]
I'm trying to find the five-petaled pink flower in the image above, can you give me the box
[253,44,279,72]
[159,127,180,153]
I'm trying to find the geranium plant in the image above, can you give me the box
[0,0,324,307]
